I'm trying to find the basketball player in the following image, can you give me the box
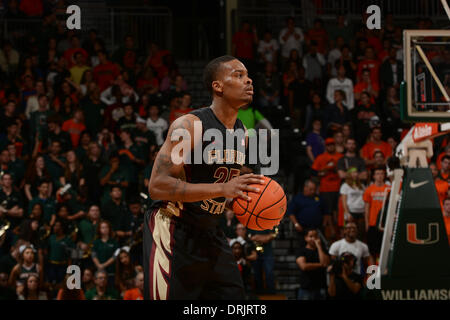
[143,56,265,300]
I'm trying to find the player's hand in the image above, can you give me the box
[223,174,265,201]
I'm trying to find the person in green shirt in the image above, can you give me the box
[28,180,56,227]
[101,186,129,233]
[80,83,105,138]
[99,152,130,207]
[77,205,101,270]
[118,128,145,195]
[91,220,118,281]
[45,219,75,285]
[237,104,273,136]
[43,140,66,187]
[85,270,120,300]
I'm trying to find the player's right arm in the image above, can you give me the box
[148,114,264,203]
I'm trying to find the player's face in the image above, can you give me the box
[216,59,253,107]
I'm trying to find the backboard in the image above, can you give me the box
[402,29,450,123]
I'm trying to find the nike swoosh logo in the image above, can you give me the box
[410,180,429,189]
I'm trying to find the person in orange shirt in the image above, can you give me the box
[443,198,450,245]
[305,18,329,55]
[356,47,380,85]
[363,167,390,257]
[311,138,343,221]
[61,109,87,148]
[354,69,379,103]
[360,127,392,168]
[123,272,144,300]
[438,155,450,183]
[430,163,449,211]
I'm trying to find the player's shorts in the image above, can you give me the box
[143,207,245,300]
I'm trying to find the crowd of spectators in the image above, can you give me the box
[0,1,449,300]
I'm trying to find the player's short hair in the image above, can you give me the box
[203,55,237,95]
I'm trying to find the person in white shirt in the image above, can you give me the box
[257,30,279,65]
[327,36,345,77]
[326,62,354,110]
[329,222,373,275]
[146,104,168,146]
[340,167,366,234]
[25,80,49,119]
[279,17,304,61]
[302,41,326,84]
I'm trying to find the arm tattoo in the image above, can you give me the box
[154,153,173,174]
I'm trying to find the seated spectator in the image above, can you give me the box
[0,272,17,300]
[288,65,312,125]
[85,270,120,300]
[44,140,66,187]
[93,51,121,93]
[329,222,373,275]
[326,63,354,110]
[311,138,344,221]
[123,272,144,300]
[101,186,129,234]
[339,172,367,239]
[91,221,118,284]
[235,223,258,263]
[62,109,87,148]
[430,163,449,209]
[44,220,74,286]
[360,127,393,168]
[304,92,325,133]
[112,35,139,73]
[117,104,138,135]
[333,130,345,154]
[337,138,368,181]
[99,151,131,207]
[257,62,280,114]
[169,92,194,124]
[323,90,350,133]
[279,17,305,64]
[379,47,403,90]
[146,104,168,147]
[63,35,89,69]
[47,115,73,153]
[114,247,143,296]
[144,42,171,80]
[136,67,159,96]
[8,244,41,293]
[160,72,187,94]
[257,30,279,66]
[56,274,85,300]
[443,198,450,245]
[82,268,96,293]
[28,180,56,226]
[327,36,345,77]
[327,252,363,300]
[288,179,330,247]
[282,60,298,103]
[439,155,450,183]
[0,122,28,163]
[79,69,95,97]
[363,167,390,258]
[18,275,47,300]
[305,118,325,163]
[302,41,326,87]
[354,69,379,102]
[356,47,380,86]
[353,92,380,146]
[305,18,329,55]
[24,80,47,119]
[0,41,20,77]
[219,209,239,241]
[295,228,329,300]
[0,173,25,230]
[70,52,90,85]
[80,83,105,138]
[134,117,157,161]
[230,238,253,296]
[231,21,258,75]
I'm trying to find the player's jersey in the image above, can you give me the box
[152,107,246,229]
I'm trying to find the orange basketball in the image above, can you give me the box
[232,176,287,231]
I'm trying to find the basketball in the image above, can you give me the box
[232,176,287,230]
